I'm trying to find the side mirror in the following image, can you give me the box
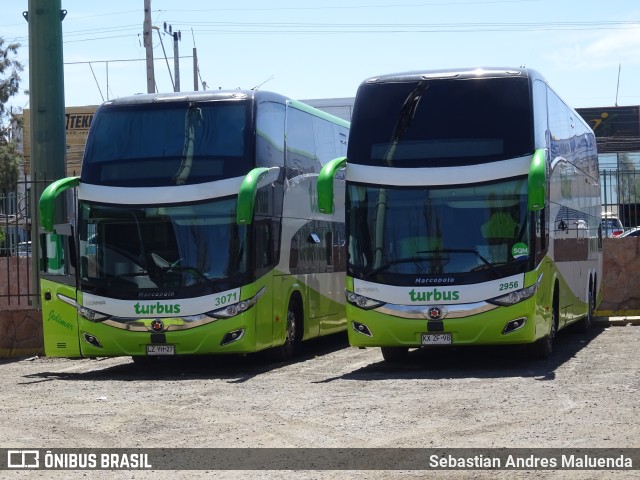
[528,149,546,211]
[39,176,80,232]
[236,167,280,225]
[317,157,347,214]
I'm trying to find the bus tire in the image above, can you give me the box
[270,296,302,362]
[381,346,409,363]
[530,295,558,360]
[573,283,594,334]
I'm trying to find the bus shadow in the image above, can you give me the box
[21,332,349,384]
[331,325,606,382]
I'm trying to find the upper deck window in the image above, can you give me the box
[81,100,252,186]
[348,76,534,167]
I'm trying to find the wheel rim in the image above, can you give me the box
[286,308,296,346]
[549,302,558,342]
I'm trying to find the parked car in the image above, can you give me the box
[617,227,640,238]
[601,216,624,237]
[16,241,32,257]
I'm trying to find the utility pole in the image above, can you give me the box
[193,47,198,91]
[173,31,181,92]
[23,0,67,306]
[164,23,181,92]
[143,0,155,93]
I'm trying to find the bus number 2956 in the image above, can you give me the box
[499,281,519,291]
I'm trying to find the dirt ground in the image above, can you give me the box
[0,320,639,480]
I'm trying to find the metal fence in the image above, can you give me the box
[1,176,54,307]
[1,168,639,305]
[601,169,640,228]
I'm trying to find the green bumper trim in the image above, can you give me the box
[528,149,546,211]
[317,156,347,214]
[39,176,80,232]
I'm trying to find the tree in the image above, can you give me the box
[0,37,23,123]
[0,141,20,190]
[0,36,23,194]
[617,153,640,204]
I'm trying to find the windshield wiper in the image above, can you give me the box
[383,81,429,165]
[165,265,217,286]
[112,271,149,278]
[173,104,203,185]
[151,253,215,286]
[365,256,439,279]
[418,248,499,278]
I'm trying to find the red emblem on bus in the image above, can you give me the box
[150,320,165,332]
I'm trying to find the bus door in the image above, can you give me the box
[40,225,82,357]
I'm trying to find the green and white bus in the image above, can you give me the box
[318,67,601,362]
[39,90,349,361]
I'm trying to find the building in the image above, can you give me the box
[301,97,354,122]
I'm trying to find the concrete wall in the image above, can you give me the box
[0,256,35,311]
[0,309,43,357]
[0,256,43,357]
[598,237,640,315]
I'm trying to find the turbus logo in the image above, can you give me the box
[134,302,181,315]
[409,288,460,302]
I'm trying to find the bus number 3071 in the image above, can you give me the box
[215,292,238,306]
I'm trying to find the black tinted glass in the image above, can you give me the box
[82,101,252,186]
[348,76,533,167]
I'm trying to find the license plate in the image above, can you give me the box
[146,345,175,355]
[421,333,452,345]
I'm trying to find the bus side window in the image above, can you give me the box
[40,232,72,276]
[254,218,280,278]
[325,230,333,267]
[256,101,285,169]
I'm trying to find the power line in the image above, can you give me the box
[162,0,544,13]
[63,56,193,65]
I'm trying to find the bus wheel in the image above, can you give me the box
[573,286,594,334]
[530,303,557,360]
[270,297,301,362]
[381,346,409,363]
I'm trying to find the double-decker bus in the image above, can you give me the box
[39,90,349,361]
[318,67,601,362]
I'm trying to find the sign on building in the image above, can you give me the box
[21,105,99,176]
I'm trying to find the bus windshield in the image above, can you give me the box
[77,197,249,298]
[347,177,530,284]
[81,100,252,186]
[348,76,533,167]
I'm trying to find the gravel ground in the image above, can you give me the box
[0,320,639,479]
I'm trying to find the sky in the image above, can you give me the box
[2,0,640,112]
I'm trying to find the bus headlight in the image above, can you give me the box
[346,292,386,310]
[488,283,538,306]
[78,305,111,322]
[206,287,265,319]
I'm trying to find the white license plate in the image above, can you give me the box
[421,333,452,345]
[146,345,175,355]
